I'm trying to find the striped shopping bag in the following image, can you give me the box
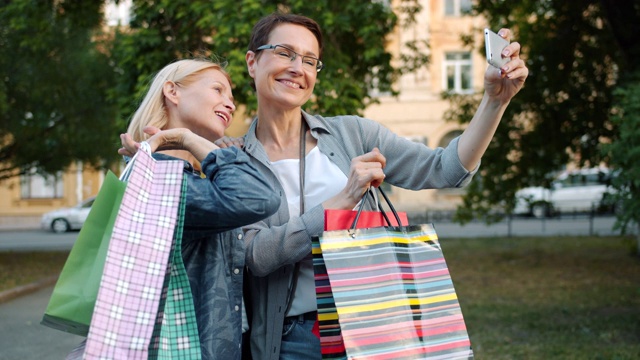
[313,190,408,359]
[314,188,473,359]
[83,148,200,360]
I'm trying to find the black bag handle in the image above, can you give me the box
[350,186,405,230]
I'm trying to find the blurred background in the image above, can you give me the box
[1,1,639,359]
[1,0,639,234]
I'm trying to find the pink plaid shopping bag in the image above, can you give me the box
[84,149,191,359]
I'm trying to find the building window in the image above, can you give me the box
[444,0,473,17]
[366,66,392,97]
[444,52,473,93]
[20,170,64,199]
[105,0,131,26]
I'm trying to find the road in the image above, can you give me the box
[0,230,79,359]
[0,215,624,253]
[0,230,77,252]
[0,285,83,360]
[432,214,623,238]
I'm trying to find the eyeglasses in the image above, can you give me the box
[256,44,324,73]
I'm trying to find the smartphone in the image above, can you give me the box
[484,28,510,69]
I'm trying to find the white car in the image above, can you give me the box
[513,168,615,218]
[40,197,96,233]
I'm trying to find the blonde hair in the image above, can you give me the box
[127,59,232,141]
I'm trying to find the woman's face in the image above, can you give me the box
[248,23,320,111]
[169,68,236,141]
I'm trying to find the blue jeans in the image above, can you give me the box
[280,312,321,360]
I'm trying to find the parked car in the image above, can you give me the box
[40,197,96,233]
[513,168,616,218]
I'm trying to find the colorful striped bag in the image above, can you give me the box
[313,188,474,359]
[313,189,408,359]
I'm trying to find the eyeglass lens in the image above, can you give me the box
[273,45,323,71]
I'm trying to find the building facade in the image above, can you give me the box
[0,163,104,229]
[364,0,487,212]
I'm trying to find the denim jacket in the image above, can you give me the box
[154,147,279,360]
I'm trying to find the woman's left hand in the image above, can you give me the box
[323,148,386,210]
[117,126,192,156]
[484,28,528,104]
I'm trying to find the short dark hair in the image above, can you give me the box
[248,13,324,59]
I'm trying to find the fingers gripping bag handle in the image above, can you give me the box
[119,141,152,181]
[350,187,406,231]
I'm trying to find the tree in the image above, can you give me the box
[602,74,640,252]
[443,0,640,225]
[0,0,120,181]
[107,0,426,124]
[600,0,640,252]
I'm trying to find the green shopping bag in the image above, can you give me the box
[41,170,126,336]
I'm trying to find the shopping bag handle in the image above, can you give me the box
[350,186,405,230]
[119,141,152,181]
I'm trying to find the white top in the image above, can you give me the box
[271,146,347,316]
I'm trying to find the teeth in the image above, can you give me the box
[215,112,228,123]
[281,80,301,89]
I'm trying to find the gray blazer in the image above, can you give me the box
[242,111,477,359]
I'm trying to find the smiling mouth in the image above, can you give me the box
[215,111,229,124]
[279,79,303,89]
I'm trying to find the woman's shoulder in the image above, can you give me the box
[304,111,376,132]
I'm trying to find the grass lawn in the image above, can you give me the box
[0,251,69,293]
[1,236,639,359]
[442,235,640,359]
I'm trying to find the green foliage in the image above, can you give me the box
[0,0,120,181]
[602,71,640,237]
[0,0,428,183]
[444,0,640,224]
[108,0,426,123]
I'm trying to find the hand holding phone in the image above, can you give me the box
[484,28,510,69]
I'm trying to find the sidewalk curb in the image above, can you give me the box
[0,275,58,304]
[0,226,41,232]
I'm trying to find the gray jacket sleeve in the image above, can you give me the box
[336,115,476,190]
[243,195,324,277]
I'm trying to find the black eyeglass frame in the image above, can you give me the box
[255,44,324,73]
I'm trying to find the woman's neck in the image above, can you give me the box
[255,107,306,161]
[256,107,302,145]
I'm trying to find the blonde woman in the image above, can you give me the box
[69,59,279,360]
